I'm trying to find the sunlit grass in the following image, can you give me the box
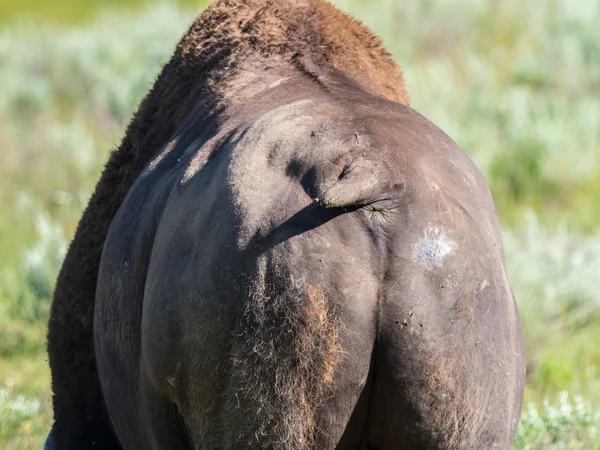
[514,392,600,450]
[0,0,204,27]
[0,354,51,449]
[504,216,600,405]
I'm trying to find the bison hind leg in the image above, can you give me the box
[219,260,343,450]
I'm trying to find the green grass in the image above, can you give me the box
[514,392,600,450]
[0,356,51,449]
[504,217,600,405]
[0,0,203,27]
[0,0,598,447]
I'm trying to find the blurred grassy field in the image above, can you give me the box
[1,0,599,448]
[0,0,203,26]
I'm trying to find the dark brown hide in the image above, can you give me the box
[47,1,407,448]
[47,1,525,450]
[93,87,526,450]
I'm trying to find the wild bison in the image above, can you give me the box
[46,0,525,449]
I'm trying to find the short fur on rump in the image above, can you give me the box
[47,0,408,446]
[215,259,342,449]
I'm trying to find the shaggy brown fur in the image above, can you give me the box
[218,262,343,449]
[47,0,408,447]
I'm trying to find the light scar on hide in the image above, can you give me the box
[412,227,455,268]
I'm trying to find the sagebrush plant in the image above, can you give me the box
[0,0,598,447]
[503,214,600,404]
[20,213,68,305]
[0,383,41,441]
[513,392,600,450]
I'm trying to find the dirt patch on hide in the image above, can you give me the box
[305,284,342,386]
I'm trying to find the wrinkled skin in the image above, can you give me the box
[92,74,525,450]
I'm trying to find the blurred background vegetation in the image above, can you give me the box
[0,0,599,448]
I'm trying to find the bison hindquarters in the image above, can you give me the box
[95,95,525,450]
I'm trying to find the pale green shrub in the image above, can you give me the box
[503,214,600,401]
[20,213,67,304]
[0,384,41,441]
[504,213,600,323]
[513,392,600,449]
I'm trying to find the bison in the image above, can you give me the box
[46,0,526,449]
